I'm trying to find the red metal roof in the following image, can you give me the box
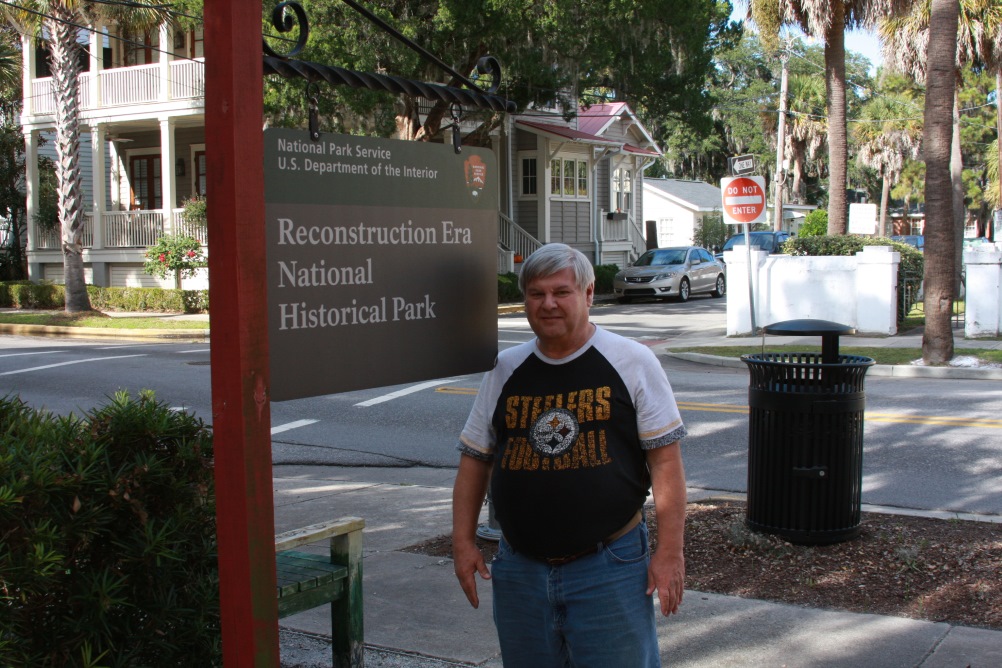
[515,119,622,146]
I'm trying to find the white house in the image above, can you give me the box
[642,178,722,248]
[21,21,206,289]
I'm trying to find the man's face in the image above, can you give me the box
[524,267,594,353]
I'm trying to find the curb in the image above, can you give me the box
[0,323,210,342]
[663,351,1002,381]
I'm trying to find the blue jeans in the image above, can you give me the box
[490,521,659,668]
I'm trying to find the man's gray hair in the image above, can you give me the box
[518,243,595,295]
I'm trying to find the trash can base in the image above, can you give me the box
[746,518,861,546]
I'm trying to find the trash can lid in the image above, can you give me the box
[763,319,856,337]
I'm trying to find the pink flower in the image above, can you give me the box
[158,254,166,263]
[186,250,196,258]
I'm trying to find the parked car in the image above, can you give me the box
[613,246,726,303]
[890,235,925,251]
[715,230,793,262]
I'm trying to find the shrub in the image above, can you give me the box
[143,235,207,289]
[783,234,924,322]
[0,391,220,667]
[498,272,521,302]
[594,264,618,294]
[799,209,828,237]
[0,280,64,308]
[0,283,209,314]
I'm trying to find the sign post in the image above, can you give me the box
[721,176,768,332]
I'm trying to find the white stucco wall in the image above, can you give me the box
[725,246,901,336]
[964,245,1002,337]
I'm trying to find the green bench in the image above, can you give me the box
[275,517,365,668]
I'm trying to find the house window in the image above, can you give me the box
[521,157,537,195]
[194,151,207,196]
[614,168,633,211]
[550,158,589,198]
[130,156,162,209]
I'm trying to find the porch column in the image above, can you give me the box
[90,125,106,249]
[160,116,177,234]
[108,139,122,210]
[89,21,102,108]
[539,135,550,243]
[23,130,38,254]
[159,23,172,101]
[20,34,33,117]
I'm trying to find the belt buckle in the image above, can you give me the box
[543,545,597,566]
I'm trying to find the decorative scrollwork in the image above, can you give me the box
[263,1,309,59]
[263,57,517,114]
[475,56,503,95]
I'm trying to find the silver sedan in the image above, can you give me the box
[613,246,726,303]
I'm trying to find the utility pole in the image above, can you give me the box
[774,46,789,232]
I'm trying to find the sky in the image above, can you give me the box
[730,1,884,74]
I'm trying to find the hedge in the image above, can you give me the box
[0,282,209,313]
[0,391,220,666]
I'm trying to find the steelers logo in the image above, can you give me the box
[530,408,580,456]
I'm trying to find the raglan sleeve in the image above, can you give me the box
[457,367,500,461]
[633,346,687,450]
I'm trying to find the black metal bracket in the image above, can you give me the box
[263,1,517,142]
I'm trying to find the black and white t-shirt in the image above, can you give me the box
[458,326,687,559]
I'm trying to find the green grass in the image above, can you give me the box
[0,312,209,330]
[671,345,1002,366]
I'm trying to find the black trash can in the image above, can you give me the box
[741,320,874,545]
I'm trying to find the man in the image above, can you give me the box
[452,243,687,668]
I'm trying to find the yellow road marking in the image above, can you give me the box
[436,388,1001,428]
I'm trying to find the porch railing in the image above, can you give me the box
[27,58,205,115]
[172,208,207,244]
[104,210,163,247]
[33,210,209,251]
[603,213,646,259]
[498,212,541,262]
[33,216,94,249]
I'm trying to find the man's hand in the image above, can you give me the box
[647,547,684,616]
[454,539,492,608]
[645,441,687,616]
[452,454,493,609]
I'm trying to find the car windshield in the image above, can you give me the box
[634,249,686,266]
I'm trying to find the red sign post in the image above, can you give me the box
[205,0,279,664]
[720,176,767,225]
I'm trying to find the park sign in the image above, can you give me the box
[264,129,498,401]
[720,176,767,225]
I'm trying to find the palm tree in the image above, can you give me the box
[880,0,1002,362]
[921,0,959,365]
[1,2,170,312]
[750,0,909,235]
[853,76,922,236]
[785,72,827,204]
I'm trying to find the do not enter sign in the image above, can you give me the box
[720,176,767,224]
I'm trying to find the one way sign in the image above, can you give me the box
[728,155,756,176]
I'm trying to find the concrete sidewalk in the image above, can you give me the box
[272,466,1002,668]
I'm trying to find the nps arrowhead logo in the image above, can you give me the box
[464,154,487,200]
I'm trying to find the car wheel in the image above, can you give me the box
[712,274,726,298]
[677,278,690,303]
[617,296,632,304]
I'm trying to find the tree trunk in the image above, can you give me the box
[950,88,965,293]
[825,3,847,236]
[921,0,959,365]
[880,171,890,237]
[48,10,92,313]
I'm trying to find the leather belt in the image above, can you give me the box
[540,510,643,566]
